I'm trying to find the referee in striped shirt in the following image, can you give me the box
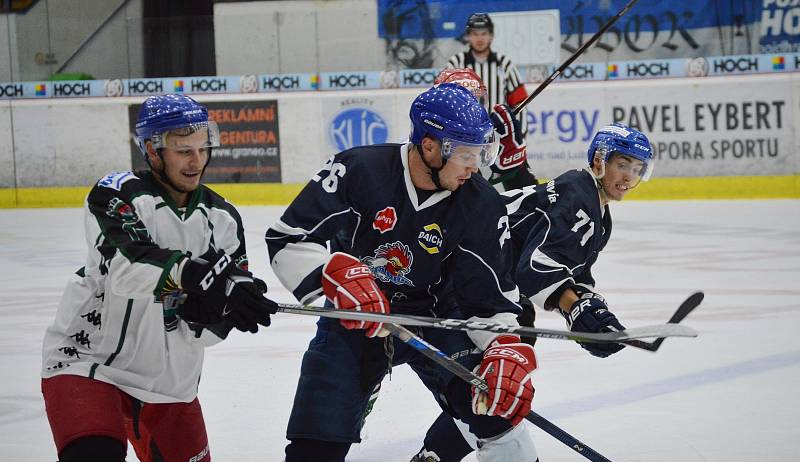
[446,12,537,190]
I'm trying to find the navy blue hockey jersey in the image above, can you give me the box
[266,143,520,323]
[502,168,612,310]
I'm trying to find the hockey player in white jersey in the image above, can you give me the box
[40,94,278,462]
[413,123,655,461]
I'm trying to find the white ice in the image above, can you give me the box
[1,199,799,461]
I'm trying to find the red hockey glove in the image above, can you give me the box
[490,103,527,173]
[472,334,536,426]
[322,252,390,338]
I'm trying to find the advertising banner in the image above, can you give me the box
[321,95,398,155]
[0,81,107,99]
[524,75,794,179]
[129,100,282,183]
[760,0,800,53]
[258,73,319,92]
[318,72,384,90]
[398,68,439,88]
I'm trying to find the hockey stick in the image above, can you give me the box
[386,323,613,462]
[275,303,697,346]
[621,291,704,352]
[512,0,640,116]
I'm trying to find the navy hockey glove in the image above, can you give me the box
[180,248,277,333]
[490,104,527,174]
[472,335,537,426]
[565,292,626,358]
[322,252,390,338]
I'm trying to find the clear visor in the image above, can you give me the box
[440,134,499,168]
[596,146,654,184]
[151,121,220,151]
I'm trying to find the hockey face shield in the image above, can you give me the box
[440,133,499,169]
[589,123,654,188]
[150,121,221,153]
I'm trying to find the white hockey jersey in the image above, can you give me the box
[41,171,247,403]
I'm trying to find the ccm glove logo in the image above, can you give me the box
[200,254,232,290]
[484,347,531,365]
[345,266,372,279]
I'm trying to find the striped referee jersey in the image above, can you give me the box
[446,50,529,134]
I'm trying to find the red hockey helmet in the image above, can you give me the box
[434,68,487,103]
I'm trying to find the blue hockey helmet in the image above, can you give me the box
[134,94,220,157]
[409,83,498,168]
[588,123,654,181]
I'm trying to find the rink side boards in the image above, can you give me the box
[1,176,797,208]
[1,73,799,208]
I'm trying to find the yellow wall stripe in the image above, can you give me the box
[1,175,797,208]
[625,175,800,200]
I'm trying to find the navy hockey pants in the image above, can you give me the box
[285,316,514,445]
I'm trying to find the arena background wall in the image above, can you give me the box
[0,73,798,208]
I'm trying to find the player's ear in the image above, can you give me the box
[420,136,438,157]
[145,141,161,167]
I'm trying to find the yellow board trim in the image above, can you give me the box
[0,183,307,208]
[625,175,800,200]
[1,176,798,208]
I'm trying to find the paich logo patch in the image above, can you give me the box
[363,241,414,287]
[417,223,443,254]
[373,206,397,233]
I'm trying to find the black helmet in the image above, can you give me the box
[466,13,493,34]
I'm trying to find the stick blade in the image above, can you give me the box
[624,291,704,352]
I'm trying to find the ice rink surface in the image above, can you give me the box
[1,199,799,461]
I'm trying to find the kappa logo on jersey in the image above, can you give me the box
[417,223,443,254]
[373,207,397,233]
[363,241,415,287]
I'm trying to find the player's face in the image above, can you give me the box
[149,129,210,204]
[599,154,645,201]
[438,154,479,191]
[468,30,492,53]
[420,139,478,191]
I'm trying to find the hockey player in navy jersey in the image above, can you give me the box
[413,123,655,461]
[41,94,278,462]
[266,83,538,461]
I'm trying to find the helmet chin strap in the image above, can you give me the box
[589,155,612,203]
[417,145,447,191]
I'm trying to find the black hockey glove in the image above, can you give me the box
[180,248,277,333]
[564,292,626,358]
[177,292,224,325]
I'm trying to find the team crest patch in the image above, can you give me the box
[372,206,397,233]
[106,198,151,242]
[417,223,443,254]
[234,254,249,271]
[363,241,414,287]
